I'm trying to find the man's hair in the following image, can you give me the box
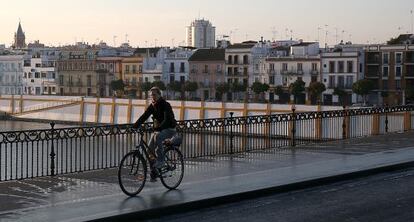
[149,87,162,96]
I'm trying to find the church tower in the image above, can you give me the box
[13,21,26,49]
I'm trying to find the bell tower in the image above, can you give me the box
[13,21,26,49]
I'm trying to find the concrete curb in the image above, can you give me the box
[91,160,414,222]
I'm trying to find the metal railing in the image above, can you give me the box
[0,105,413,181]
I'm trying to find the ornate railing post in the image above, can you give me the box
[291,107,296,147]
[342,106,347,139]
[50,122,56,176]
[385,104,389,133]
[229,112,234,154]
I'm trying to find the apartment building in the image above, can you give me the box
[188,48,225,100]
[321,45,364,105]
[365,43,414,105]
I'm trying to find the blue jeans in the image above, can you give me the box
[148,128,176,165]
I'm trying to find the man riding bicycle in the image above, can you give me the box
[133,87,177,172]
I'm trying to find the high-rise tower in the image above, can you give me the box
[186,19,216,48]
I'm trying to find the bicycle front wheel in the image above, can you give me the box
[160,147,184,190]
[118,151,147,196]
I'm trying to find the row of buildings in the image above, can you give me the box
[1,22,414,105]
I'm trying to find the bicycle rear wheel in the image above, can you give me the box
[160,147,184,190]
[118,151,147,196]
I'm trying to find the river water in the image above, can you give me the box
[0,120,73,132]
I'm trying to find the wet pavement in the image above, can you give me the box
[1,132,414,222]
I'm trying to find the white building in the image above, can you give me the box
[321,45,364,105]
[264,42,321,104]
[163,47,195,84]
[0,55,24,95]
[22,56,58,95]
[186,19,216,48]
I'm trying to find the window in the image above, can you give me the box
[282,63,288,71]
[169,75,175,83]
[269,63,275,71]
[312,63,317,71]
[227,67,232,75]
[383,53,389,64]
[269,76,275,85]
[35,72,40,78]
[125,65,130,73]
[139,65,142,73]
[346,76,354,89]
[243,55,249,64]
[228,55,233,64]
[337,76,345,88]
[180,76,185,83]
[329,76,335,88]
[347,61,353,73]
[329,61,335,73]
[396,52,402,64]
[396,80,401,89]
[396,66,402,77]
[243,67,248,75]
[338,61,344,73]
[297,63,303,71]
[383,66,389,77]
[217,64,222,72]
[180,62,185,73]
[87,75,92,87]
[132,65,137,73]
[59,75,64,85]
[169,63,175,73]
[203,65,208,73]
[41,72,46,78]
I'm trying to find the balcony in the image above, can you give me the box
[267,69,276,74]
[310,70,319,75]
[280,69,303,75]
[190,69,198,74]
[365,72,380,78]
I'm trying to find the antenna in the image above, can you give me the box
[411,10,413,34]
[324,24,329,48]
[271,27,277,41]
[317,26,322,43]
[113,35,117,47]
[334,27,339,44]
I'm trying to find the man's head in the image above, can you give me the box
[149,87,162,102]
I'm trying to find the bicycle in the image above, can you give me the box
[118,128,185,197]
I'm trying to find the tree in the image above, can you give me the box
[333,87,347,105]
[308,82,326,104]
[184,81,198,100]
[274,85,284,103]
[231,82,248,101]
[167,81,183,100]
[352,79,375,105]
[139,82,152,99]
[215,83,230,101]
[251,82,270,102]
[289,79,305,104]
[151,81,166,91]
[110,79,125,97]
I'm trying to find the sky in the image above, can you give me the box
[0,0,413,47]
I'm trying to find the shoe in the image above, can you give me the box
[150,171,157,182]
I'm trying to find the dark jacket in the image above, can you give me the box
[135,98,177,131]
